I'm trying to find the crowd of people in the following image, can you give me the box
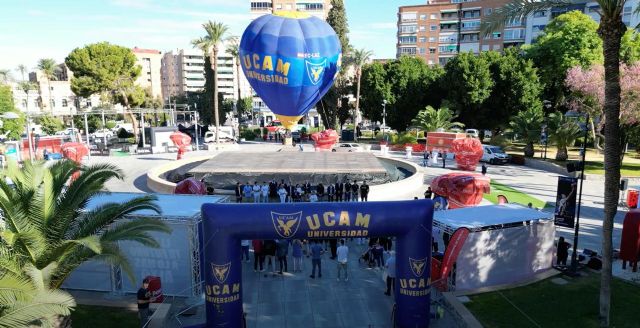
[234,179,371,203]
[247,237,396,291]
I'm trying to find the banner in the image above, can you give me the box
[440,227,470,282]
[554,176,578,228]
[201,200,433,328]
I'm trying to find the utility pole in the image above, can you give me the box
[382,99,387,142]
[570,113,589,275]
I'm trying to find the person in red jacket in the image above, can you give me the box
[252,240,264,272]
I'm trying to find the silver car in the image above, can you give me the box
[331,143,362,152]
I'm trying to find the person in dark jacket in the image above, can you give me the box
[424,187,433,199]
[556,237,571,266]
[235,182,243,203]
[344,180,352,202]
[360,181,370,201]
[351,181,359,202]
[329,239,338,259]
[327,184,335,202]
[276,239,289,274]
[263,240,277,275]
[317,183,325,201]
[335,181,343,202]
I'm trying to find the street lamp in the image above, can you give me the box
[382,99,387,142]
[543,100,552,160]
[569,112,590,275]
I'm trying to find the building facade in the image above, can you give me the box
[132,47,163,99]
[250,0,331,19]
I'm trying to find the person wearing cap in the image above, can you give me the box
[137,278,156,327]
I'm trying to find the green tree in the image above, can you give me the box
[37,58,59,111]
[525,11,602,106]
[548,111,582,161]
[620,29,640,64]
[508,107,544,157]
[336,96,352,129]
[65,42,142,137]
[359,62,393,124]
[442,52,494,127]
[37,115,64,135]
[411,106,464,132]
[192,21,229,145]
[0,85,26,140]
[318,0,350,130]
[236,96,253,117]
[0,160,170,290]
[349,48,373,140]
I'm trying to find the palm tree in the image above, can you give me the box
[225,37,242,108]
[411,106,464,133]
[0,160,170,290]
[548,112,582,161]
[349,48,373,141]
[192,21,230,147]
[16,64,27,81]
[485,2,626,325]
[0,70,10,84]
[508,108,544,157]
[37,59,59,111]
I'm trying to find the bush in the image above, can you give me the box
[241,129,257,141]
[37,115,64,135]
[105,120,117,130]
[418,131,425,138]
[253,128,263,136]
[117,128,133,139]
[395,132,417,145]
[490,135,510,149]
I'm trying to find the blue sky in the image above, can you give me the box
[0,0,426,72]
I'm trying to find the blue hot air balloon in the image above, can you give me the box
[239,11,341,130]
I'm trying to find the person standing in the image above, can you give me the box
[292,239,304,272]
[336,240,349,282]
[351,181,360,202]
[556,237,571,266]
[235,182,243,203]
[263,239,277,275]
[261,182,270,203]
[360,181,370,202]
[309,191,319,202]
[252,181,261,203]
[309,240,324,279]
[424,187,433,199]
[316,183,325,201]
[335,180,343,202]
[344,180,352,202]
[442,151,447,169]
[481,163,487,176]
[278,184,288,203]
[372,242,384,269]
[384,251,396,296]
[252,240,264,272]
[328,238,338,260]
[241,240,250,262]
[137,278,155,327]
[276,239,289,274]
[303,181,312,195]
[327,183,335,202]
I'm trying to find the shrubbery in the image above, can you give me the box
[241,129,257,141]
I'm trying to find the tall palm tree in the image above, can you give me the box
[0,160,170,289]
[349,48,373,141]
[411,106,465,133]
[548,111,582,161]
[16,64,27,82]
[484,2,626,325]
[225,36,242,108]
[0,70,10,84]
[508,108,544,157]
[37,59,59,112]
[192,21,230,147]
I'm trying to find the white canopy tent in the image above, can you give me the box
[434,204,556,291]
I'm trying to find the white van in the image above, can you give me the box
[481,144,510,164]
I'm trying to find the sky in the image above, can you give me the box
[0,0,427,74]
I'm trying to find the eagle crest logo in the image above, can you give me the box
[271,211,302,239]
[409,257,427,278]
[211,262,231,284]
[305,59,326,85]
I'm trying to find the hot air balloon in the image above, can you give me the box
[239,11,341,130]
[431,173,491,209]
[170,131,191,160]
[451,137,484,171]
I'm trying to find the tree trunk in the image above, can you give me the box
[53,314,72,328]
[212,51,220,146]
[120,91,139,140]
[598,16,625,328]
[236,61,242,104]
[354,70,362,142]
[555,146,568,161]
[524,142,534,157]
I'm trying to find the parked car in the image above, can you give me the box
[54,128,80,136]
[204,130,234,143]
[481,145,510,164]
[92,129,113,140]
[465,129,480,138]
[331,143,363,152]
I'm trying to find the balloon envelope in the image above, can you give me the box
[175,177,207,195]
[240,11,341,130]
[451,137,483,171]
[61,142,89,163]
[310,129,339,151]
[431,173,490,209]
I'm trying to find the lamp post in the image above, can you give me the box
[543,100,552,160]
[382,99,387,142]
[569,113,590,275]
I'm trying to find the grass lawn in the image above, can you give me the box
[465,273,640,328]
[483,181,547,209]
[584,161,640,177]
[71,305,138,328]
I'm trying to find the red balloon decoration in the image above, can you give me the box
[451,137,484,171]
[61,142,89,163]
[170,131,192,160]
[310,129,339,151]
[430,173,491,209]
[174,177,208,195]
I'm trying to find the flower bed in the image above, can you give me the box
[389,143,427,152]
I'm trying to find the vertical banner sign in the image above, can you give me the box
[201,200,433,328]
[439,228,470,281]
[554,176,578,228]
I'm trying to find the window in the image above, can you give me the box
[429,47,436,54]
[399,36,417,44]
[430,14,437,19]
[419,25,426,31]
[250,2,270,10]
[399,47,417,55]
[504,29,525,40]
[588,5,599,13]
[439,57,450,66]
[429,36,436,42]
[430,25,438,31]
[419,37,427,43]
[492,32,501,39]
[532,25,546,33]
[21,100,27,108]
[62,99,68,107]
[481,45,490,51]
[461,20,480,31]
[462,10,480,19]
[439,35,457,43]
[86,100,92,108]
[493,44,501,50]
[505,18,523,27]
[419,47,426,54]
[276,4,282,9]
[401,12,417,21]
[50,100,55,108]
[533,10,546,17]
[400,25,417,33]
[438,45,457,54]
[461,33,479,42]
[420,14,427,20]
[484,8,492,16]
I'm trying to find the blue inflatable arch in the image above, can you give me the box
[201,200,433,327]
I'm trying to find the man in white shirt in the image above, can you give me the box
[384,251,396,295]
[309,191,319,202]
[336,239,349,281]
[252,182,261,203]
[277,185,288,203]
[261,182,270,203]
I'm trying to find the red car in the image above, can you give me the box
[265,120,284,133]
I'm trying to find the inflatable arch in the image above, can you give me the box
[201,200,433,327]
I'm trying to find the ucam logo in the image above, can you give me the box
[409,257,427,277]
[206,262,240,304]
[211,262,231,284]
[271,211,303,238]
[399,257,430,297]
[305,59,326,85]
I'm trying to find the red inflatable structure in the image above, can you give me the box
[451,137,484,171]
[61,142,89,163]
[620,210,640,272]
[170,131,191,160]
[430,173,490,209]
[310,129,339,151]
[174,178,207,195]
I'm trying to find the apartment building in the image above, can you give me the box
[132,47,163,99]
[250,0,331,19]
[397,0,524,66]
[160,44,251,102]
